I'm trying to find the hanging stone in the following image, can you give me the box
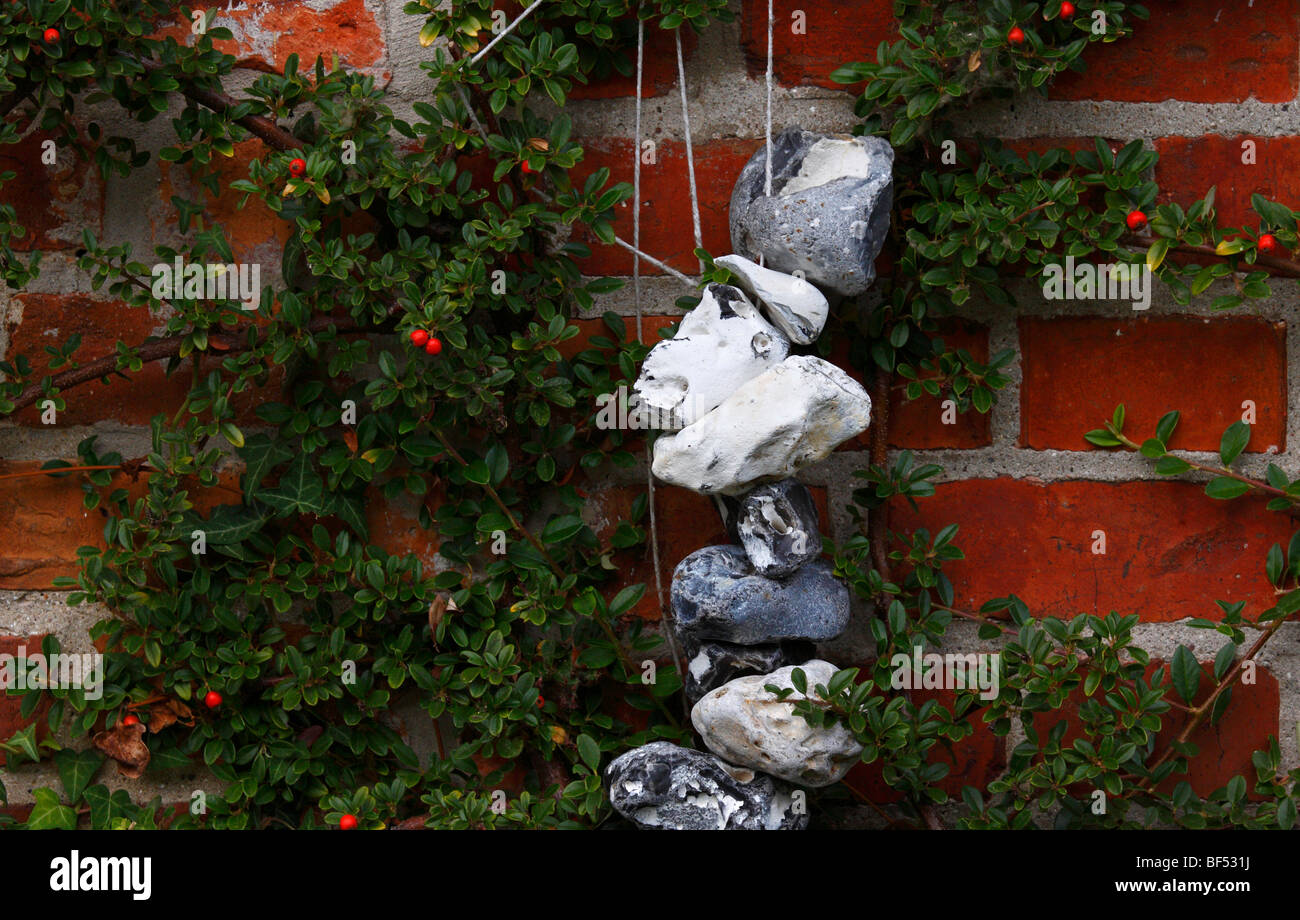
[714,254,829,345]
[729,126,893,298]
[605,741,809,830]
[630,282,788,430]
[651,355,872,495]
[682,637,815,704]
[671,544,849,644]
[721,478,822,577]
[691,660,864,787]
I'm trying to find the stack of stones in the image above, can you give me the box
[604,127,895,829]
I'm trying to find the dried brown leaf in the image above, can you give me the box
[92,723,150,779]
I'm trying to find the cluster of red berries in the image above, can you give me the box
[1008,4,1073,43]
[289,157,306,178]
[409,329,443,355]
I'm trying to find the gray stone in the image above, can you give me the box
[630,282,788,430]
[691,660,864,787]
[722,478,822,577]
[651,355,872,495]
[682,638,814,704]
[729,126,893,298]
[671,544,850,644]
[604,741,808,830]
[715,254,830,345]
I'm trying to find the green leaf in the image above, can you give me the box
[576,733,600,771]
[1154,456,1190,476]
[608,583,645,617]
[485,444,509,485]
[1213,641,1237,681]
[540,514,583,545]
[1170,645,1200,704]
[1204,477,1251,500]
[258,452,325,514]
[220,420,245,449]
[464,459,491,485]
[25,788,77,830]
[1084,429,1122,447]
[1219,420,1251,466]
[1155,410,1179,444]
[53,748,104,804]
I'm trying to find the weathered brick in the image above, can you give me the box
[739,0,896,89]
[1052,0,1300,103]
[5,293,191,426]
[888,479,1292,622]
[153,0,384,71]
[365,484,442,574]
[569,137,762,276]
[0,131,102,251]
[1155,135,1300,231]
[1020,316,1286,453]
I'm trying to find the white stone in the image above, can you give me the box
[715,254,830,345]
[630,283,788,429]
[651,355,871,495]
[781,138,878,196]
[691,660,864,788]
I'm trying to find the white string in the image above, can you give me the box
[674,28,704,272]
[468,0,545,66]
[631,14,680,689]
[765,0,774,196]
[633,18,644,342]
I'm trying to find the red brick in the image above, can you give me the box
[1034,660,1279,797]
[153,0,384,71]
[0,131,102,251]
[0,465,239,590]
[1020,316,1286,452]
[739,0,896,89]
[5,293,191,426]
[0,634,49,763]
[828,320,992,451]
[365,485,442,574]
[585,481,830,620]
[888,479,1291,622]
[1052,0,1300,103]
[1155,135,1300,231]
[569,138,762,276]
[570,23,696,99]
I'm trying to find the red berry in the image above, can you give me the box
[1059,1,1075,17]
[536,696,545,708]
[43,28,59,43]
[122,714,140,726]
[203,690,222,709]
[289,157,306,177]
[424,337,442,356]
[1259,233,1278,254]
[521,160,535,174]
[339,814,358,830]
[1007,26,1025,44]
[410,329,429,347]
[1125,210,1148,231]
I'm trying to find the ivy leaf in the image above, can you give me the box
[238,433,293,500]
[258,453,326,515]
[1170,646,1200,704]
[25,788,77,830]
[53,748,104,804]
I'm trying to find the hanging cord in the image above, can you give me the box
[468,0,545,66]
[674,28,705,272]
[635,15,683,688]
[765,0,774,196]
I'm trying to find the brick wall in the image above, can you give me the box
[4,0,1300,813]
